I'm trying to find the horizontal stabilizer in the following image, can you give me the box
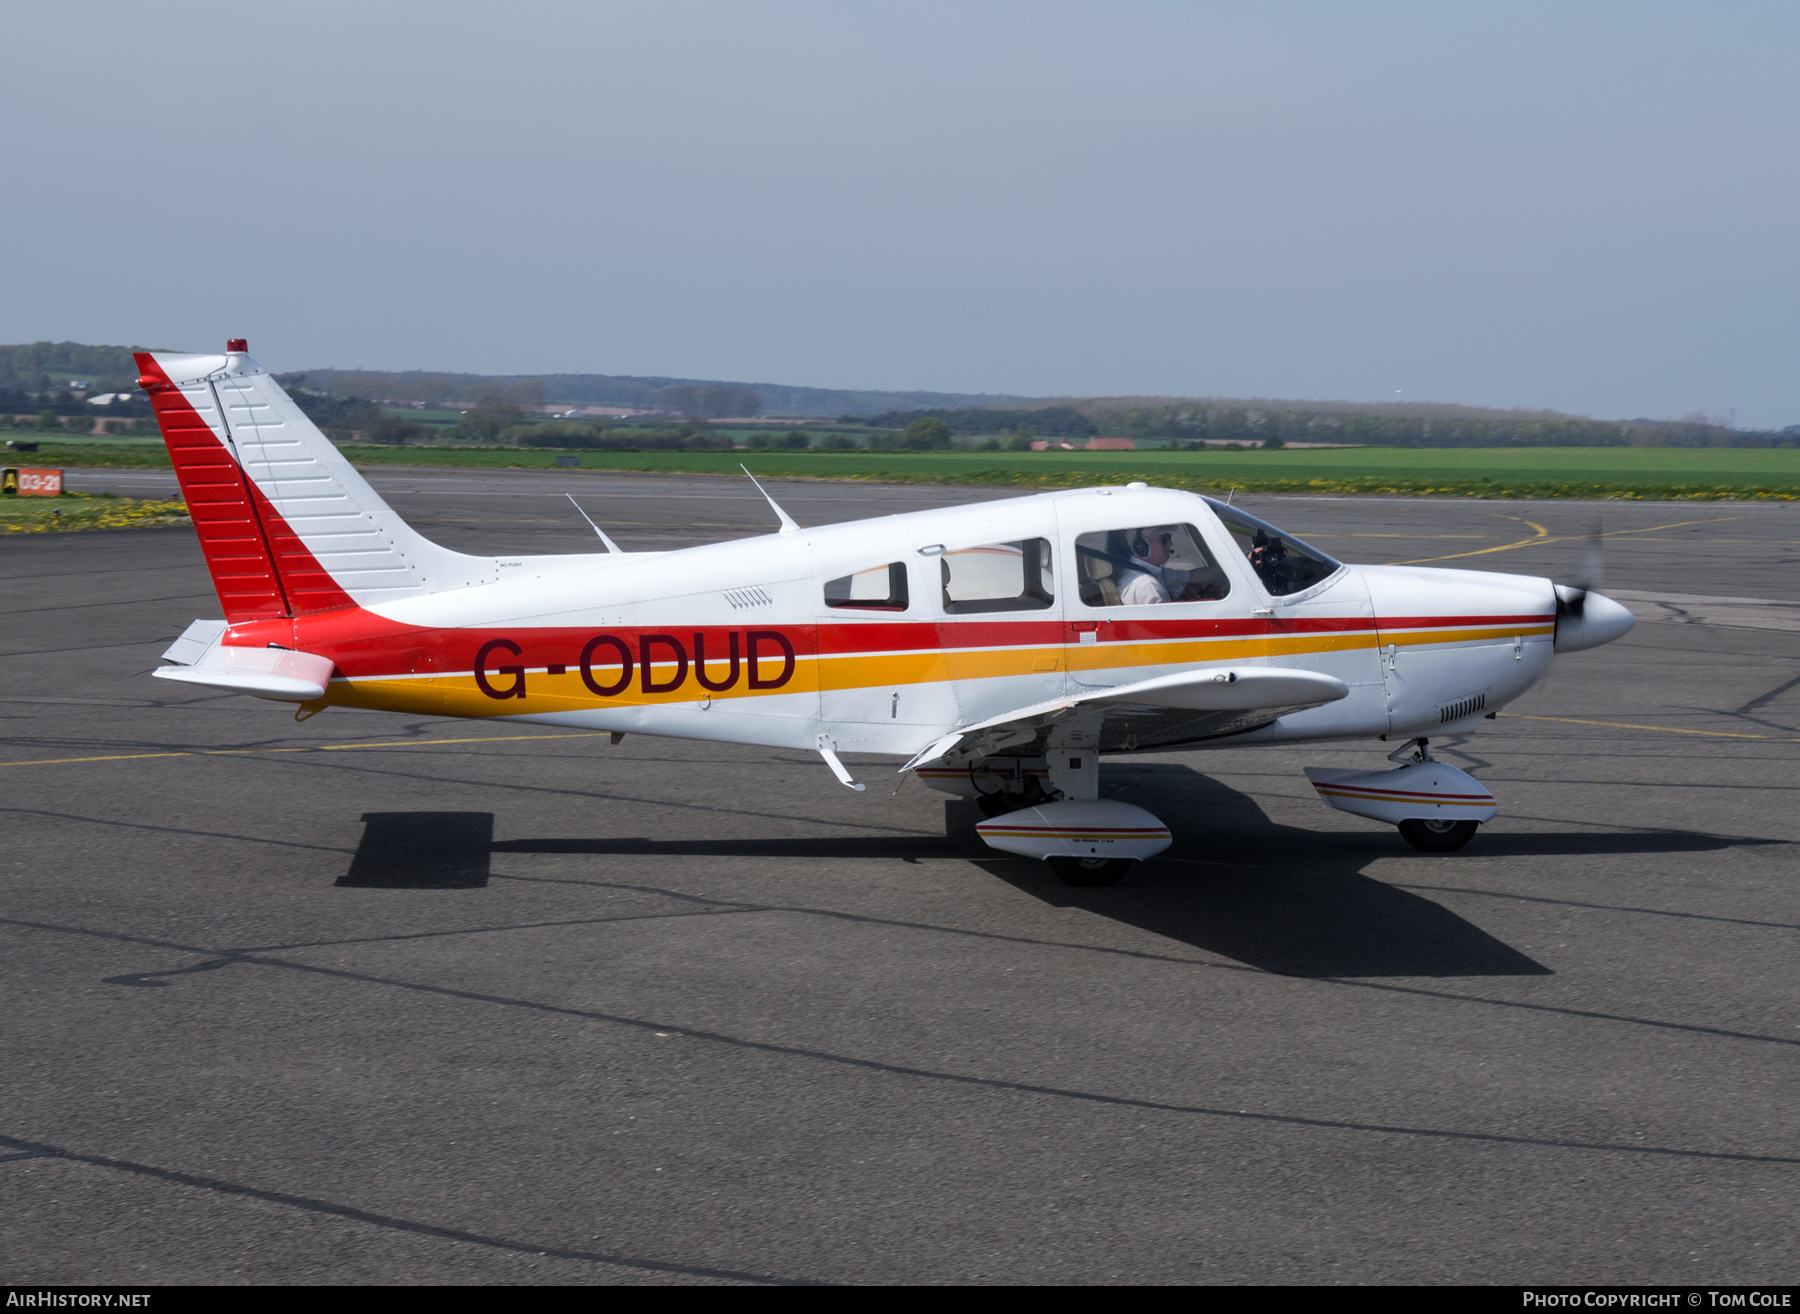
[153,645,337,701]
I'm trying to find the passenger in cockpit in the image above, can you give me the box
[1114,527,1190,605]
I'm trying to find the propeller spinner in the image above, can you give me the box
[1552,517,1634,651]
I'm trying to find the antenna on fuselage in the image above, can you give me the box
[739,464,801,534]
[565,494,625,554]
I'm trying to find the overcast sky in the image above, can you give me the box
[5,2,1796,425]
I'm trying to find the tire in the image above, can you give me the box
[976,792,1015,818]
[1397,818,1479,853]
[1047,856,1133,887]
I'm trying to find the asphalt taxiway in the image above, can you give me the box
[3,469,1797,1283]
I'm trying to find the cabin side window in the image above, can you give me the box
[1075,524,1230,607]
[940,538,1055,614]
[824,562,910,611]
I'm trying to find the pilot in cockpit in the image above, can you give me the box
[1114,526,1191,605]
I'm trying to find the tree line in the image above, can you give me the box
[286,366,1028,418]
[657,384,761,418]
[1091,404,1631,447]
[859,406,1096,437]
[0,341,150,394]
[277,390,823,450]
[1085,403,1796,449]
[9,342,1795,449]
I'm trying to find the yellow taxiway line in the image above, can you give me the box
[1395,515,1737,565]
[1497,713,1799,742]
[1395,519,1550,564]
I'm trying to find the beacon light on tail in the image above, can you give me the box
[139,340,1637,884]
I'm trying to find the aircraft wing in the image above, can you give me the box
[900,666,1350,772]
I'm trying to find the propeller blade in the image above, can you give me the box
[1555,514,1604,625]
[1573,513,1605,592]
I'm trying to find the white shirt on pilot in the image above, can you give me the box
[1116,557,1190,606]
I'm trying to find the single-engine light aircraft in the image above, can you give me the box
[140,343,1636,885]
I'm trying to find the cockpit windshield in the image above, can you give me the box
[1202,499,1342,597]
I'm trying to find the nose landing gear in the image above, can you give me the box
[1046,856,1135,887]
[1397,817,1480,852]
[1305,737,1499,853]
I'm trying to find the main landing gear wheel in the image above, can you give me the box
[1397,818,1479,853]
[1047,856,1134,887]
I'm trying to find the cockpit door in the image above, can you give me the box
[1058,497,1248,689]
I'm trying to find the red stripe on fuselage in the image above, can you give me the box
[821,611,1546,656]
[1375,614,1552,629]
[221,607,1559,683]
[814,616,1373,653]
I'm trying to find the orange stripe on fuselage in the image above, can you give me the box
[219,605,1553,721]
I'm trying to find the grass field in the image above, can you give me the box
[0,492,189,533]
[383,407,462,425]
[6,435,1798,500]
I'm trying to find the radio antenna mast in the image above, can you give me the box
[740,465,801,533]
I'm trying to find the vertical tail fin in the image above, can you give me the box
[136,341,493,623]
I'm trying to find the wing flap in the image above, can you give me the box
[1088,666,1347,711]
[901,666,1350,771]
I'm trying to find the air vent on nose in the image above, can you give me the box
[1437,691,1488,724]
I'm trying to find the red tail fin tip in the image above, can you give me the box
[134,345,493,622]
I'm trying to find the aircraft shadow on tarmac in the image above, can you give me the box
[338,812,496,890]
[336,811,975,890]
[989,761,1760,978]
[338,763,1759,979]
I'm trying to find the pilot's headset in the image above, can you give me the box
[1133,527,1174,558]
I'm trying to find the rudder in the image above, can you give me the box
[136,341,493,623]
[138,346,293,622]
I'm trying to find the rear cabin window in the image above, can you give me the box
[1204,500,1341,597]
[825,562,909,611]
[1076,524,1230,607]
[940,538,1055,614]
